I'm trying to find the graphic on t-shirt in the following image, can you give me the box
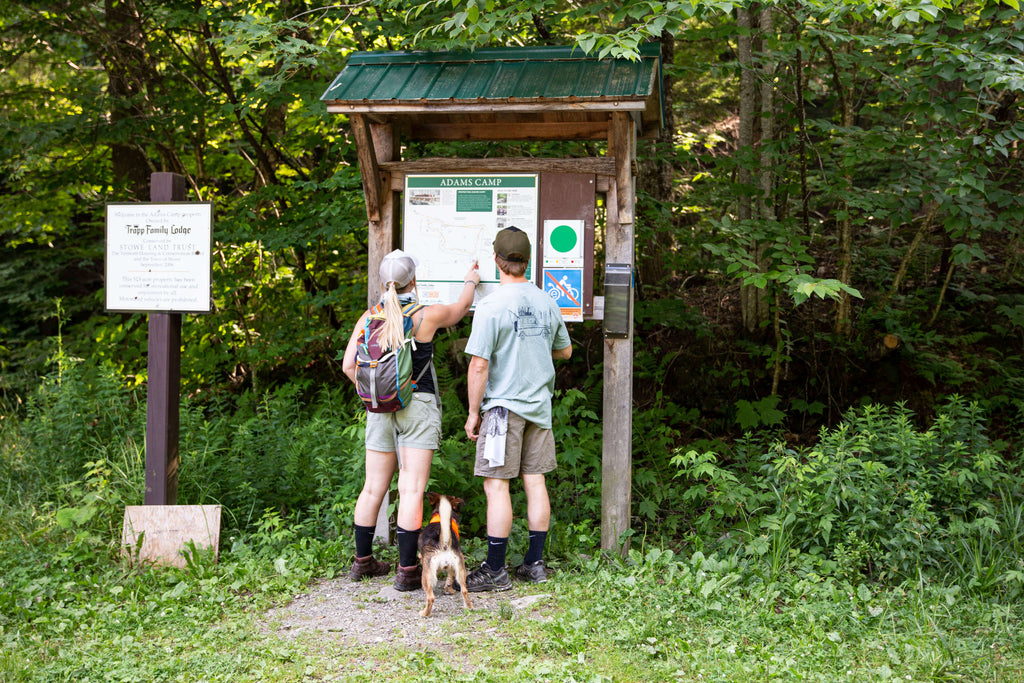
[509,305,548,338]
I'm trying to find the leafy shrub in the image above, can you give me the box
[9,360,144,499]
[673,396,1023,594]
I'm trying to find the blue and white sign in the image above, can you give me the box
[543,267,583,322]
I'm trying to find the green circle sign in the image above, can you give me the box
[549,224,578,253]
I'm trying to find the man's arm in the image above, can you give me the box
[464,355,490,441]
[552,317,572,360]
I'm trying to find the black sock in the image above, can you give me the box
[524,530,548,565]
[396,526,420,568]
[354,524,376,558]
[486,535,508,569]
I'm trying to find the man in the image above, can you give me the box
[463,226,572,591]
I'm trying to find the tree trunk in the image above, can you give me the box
[105,0,151,199]
[635,31,676,296]
[820,35,856,335]
[738,6,772,333]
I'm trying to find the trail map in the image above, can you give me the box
[403,174,537,306]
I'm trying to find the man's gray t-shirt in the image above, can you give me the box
[465,282,571,429]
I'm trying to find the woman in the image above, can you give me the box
[342,249,480,590]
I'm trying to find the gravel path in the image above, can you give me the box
[264,572,553,651]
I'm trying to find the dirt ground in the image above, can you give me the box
[264,571,553,652]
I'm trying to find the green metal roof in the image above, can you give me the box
[322,44,661,103]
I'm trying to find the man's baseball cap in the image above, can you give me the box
[379,249,419,288]
[493,226,530,262]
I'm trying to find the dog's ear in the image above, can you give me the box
[426,491,441,509]
[449,496,465,510]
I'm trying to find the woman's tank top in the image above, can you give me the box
[411,340,435,395]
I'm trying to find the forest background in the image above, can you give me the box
[2,1,1024,679]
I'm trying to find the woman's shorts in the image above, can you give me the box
[474,409,556,478]
[364,393,441,452]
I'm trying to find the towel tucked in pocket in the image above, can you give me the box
[482,407,508,468]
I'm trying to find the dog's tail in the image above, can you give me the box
[439,495,453,547]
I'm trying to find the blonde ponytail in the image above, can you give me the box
[379,282,407,351]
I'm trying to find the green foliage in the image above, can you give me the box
[735,395,786,430]
[673,397,1024,593]
[0,492,329,681]
[548,546,1024,681]
[704,217,863,306]
[2,0,1024,677]
[9,360,144,500]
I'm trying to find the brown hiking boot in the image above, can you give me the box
[349,555,390,581]
[393,564,422,592]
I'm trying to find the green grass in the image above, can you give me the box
[3,382,1023,681]
[3,530,1022,682]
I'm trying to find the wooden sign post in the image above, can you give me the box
[106,172,221,566]
[144,172,185,504]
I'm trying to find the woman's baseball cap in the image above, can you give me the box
[379,249,419,288]
[493,226,530,262]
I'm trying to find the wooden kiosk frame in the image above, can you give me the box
[322,45,663,554]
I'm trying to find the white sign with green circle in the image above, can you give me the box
[543,219,583,266]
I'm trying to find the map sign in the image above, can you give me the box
[403,174,538,305]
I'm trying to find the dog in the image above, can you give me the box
[418,492,474,617]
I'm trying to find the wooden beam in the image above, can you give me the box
[350,114,382,223]
[366,122,398,308]
[601,177,634,557]
[610,112,635,227]
[380,156,617,177]
[145,172,185,506]
[366,122,399,544]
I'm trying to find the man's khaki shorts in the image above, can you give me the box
[474,409,556,478]
[365,393,441,452]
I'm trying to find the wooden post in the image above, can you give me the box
[368,122,400,307]
[144,172,185,505]
[352,119,400,541]
[602,113,636,555]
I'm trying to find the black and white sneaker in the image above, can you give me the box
[514,560,549,583]
[465,561,513,592]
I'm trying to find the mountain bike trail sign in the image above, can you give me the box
[544,267,583,321]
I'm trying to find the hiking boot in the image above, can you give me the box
[349,555,390,581]
[514,560,549,584]
[393,565,422,592]
[465,561,512,593]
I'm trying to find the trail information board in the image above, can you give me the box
[403,174,538,305]
[105,202,213,313]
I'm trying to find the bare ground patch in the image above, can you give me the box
[263,572,554,658]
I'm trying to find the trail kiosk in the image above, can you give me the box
[322,44,663,553]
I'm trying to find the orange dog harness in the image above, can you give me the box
[428,513,459,539]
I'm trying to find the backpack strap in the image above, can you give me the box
[359,304,386,345]
[401,302,426,350]
[401,302,441,414]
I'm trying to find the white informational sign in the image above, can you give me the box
[403,174,538,305]
[105,202,213,313]
[543,219,584,267]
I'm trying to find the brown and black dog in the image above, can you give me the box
[418,492,474,617]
